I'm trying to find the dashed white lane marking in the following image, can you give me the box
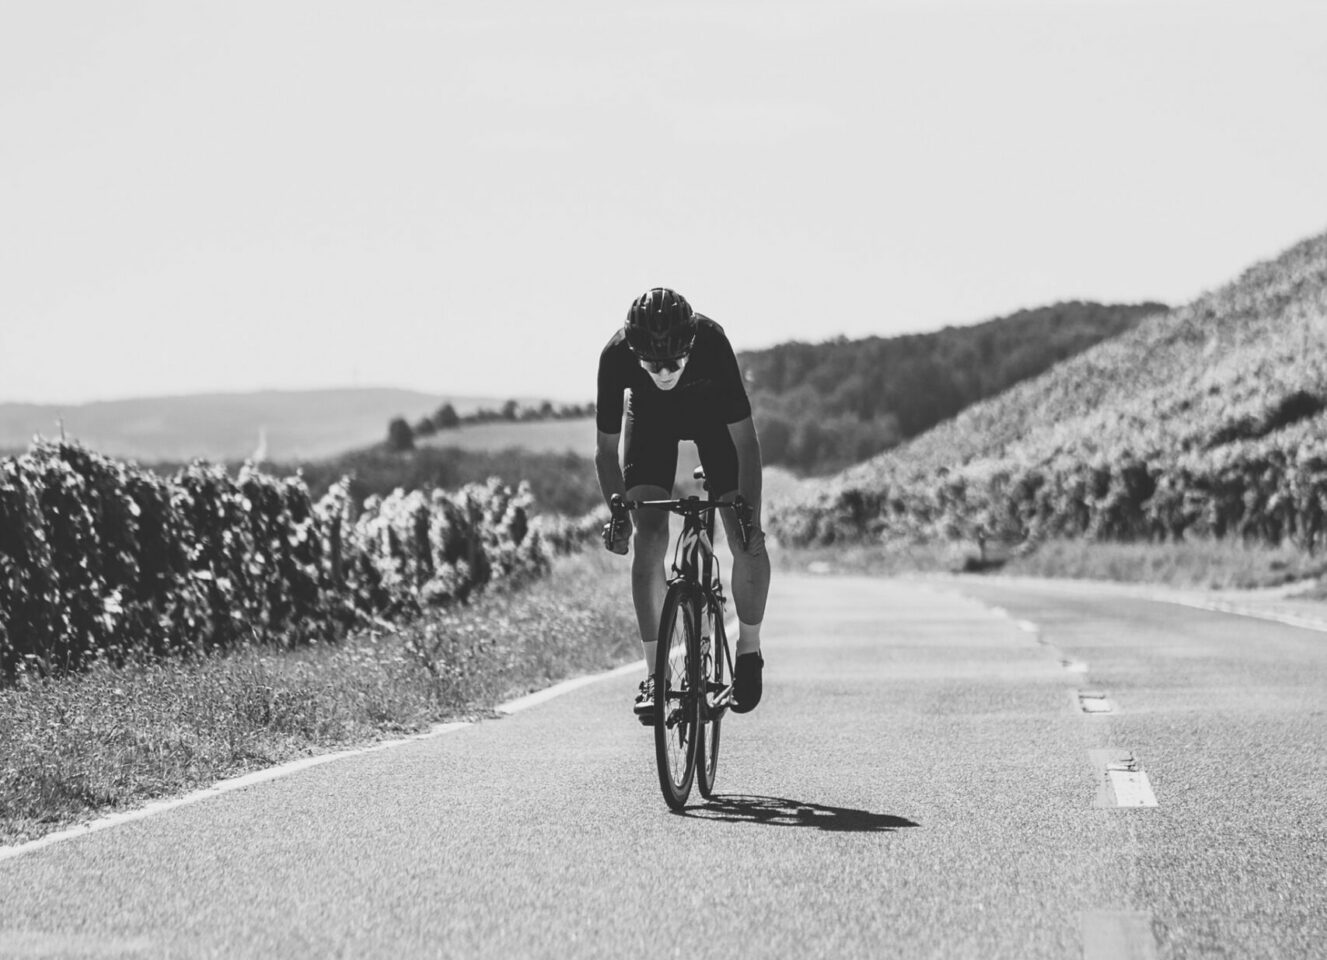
[970,598,1044,641]
[1108,766,1159,808]
[1,628,715,865]
[1090,750,1159,808]
[1082,910,1158,960]
[1077,690,1114,714]
[1061,658,1090,673]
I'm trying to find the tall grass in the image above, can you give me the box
[1,550,637,847]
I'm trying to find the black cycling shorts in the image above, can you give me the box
[622,392,739,495]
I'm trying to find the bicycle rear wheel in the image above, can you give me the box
[654,583,700,810]
[698,600,728,799]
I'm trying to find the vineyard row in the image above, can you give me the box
[771,430,1327,553]
[0,442,600,680]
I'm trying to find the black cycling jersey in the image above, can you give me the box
[596,315,752,435]
[597,315,752,495]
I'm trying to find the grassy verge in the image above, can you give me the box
[1,550,638,848]
[772,536,1327,592]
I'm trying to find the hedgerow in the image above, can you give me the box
[771,431,1327,553]
[0,441,598,681]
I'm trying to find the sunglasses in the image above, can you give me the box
[640,354,689,375]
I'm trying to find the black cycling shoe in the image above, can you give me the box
[730,652,764,714]
[633,676,655,725]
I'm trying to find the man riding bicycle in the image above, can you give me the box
[595,287,771,722]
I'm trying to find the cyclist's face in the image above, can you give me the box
[640,354,688,391]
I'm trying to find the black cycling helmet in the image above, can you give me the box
[624,287,697,361]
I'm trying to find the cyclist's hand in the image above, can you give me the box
[603,497,633,555]
[602,516,632,554]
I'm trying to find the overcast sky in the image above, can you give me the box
[2,0,1325,405]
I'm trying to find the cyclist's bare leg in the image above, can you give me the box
[627,483,671,673]
[719,491,770,655]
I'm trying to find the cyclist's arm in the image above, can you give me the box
[727,415,764,525]
[595,429,626,506]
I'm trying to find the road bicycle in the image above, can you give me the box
[608,472,753,810]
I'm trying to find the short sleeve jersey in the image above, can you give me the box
[596,315,752,436]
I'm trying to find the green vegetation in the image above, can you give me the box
[382,300,1162,479]
[771,231,1327,558]
[743,300,1165,474]
[0,441,596,681]
[279,444,601,517]
[0,549,637,847]
[415,416,593,456]
[141,418,602,520]
[394,398,596,448]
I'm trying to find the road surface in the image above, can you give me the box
[2,574,1324,958]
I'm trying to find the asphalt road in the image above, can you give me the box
[1,574,1324,959]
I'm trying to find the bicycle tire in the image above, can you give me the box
[698,599,727,799]
[654,582,700,810]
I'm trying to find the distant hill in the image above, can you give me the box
[773,229,1327,548]
[739,300,1166,474]
[0,389,515,462]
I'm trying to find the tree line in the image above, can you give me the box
[742,301,1165,475]
[375,301,1162,476]
[388,400,595,452]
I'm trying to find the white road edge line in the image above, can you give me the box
[496,663,641,714]
[0,720,469,865]
[0,618,738,864]
[1146,593,1327,634]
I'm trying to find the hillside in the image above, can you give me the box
[0,389,510,462]
[772,229,1327,549]
[740,300,1166,474]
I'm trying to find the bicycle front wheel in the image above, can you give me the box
[698,601,728,800]
[654,583,700,810]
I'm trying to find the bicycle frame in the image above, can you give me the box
[628,495,737,716]
[608,484,749,807]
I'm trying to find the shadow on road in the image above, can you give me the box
[680,795,919,833]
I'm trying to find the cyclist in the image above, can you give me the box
[595,287,770,723]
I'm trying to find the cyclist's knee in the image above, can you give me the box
[632,511,669,551]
